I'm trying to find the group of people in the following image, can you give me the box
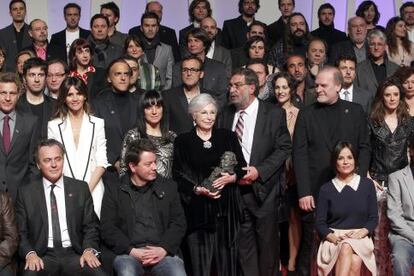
[1,0,414,275]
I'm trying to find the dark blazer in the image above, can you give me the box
[50,27,91,63]
[162,86,216,135]
[221,16,249,50]
[172,58,228,103]
[0,23,32,72]
[100,176,186,256]
[356,58,399,99]
[22,43,66,62]
[293,100,371,199]
[129,25,180,62]
[91,89,140,165]
[266,17,286,47]
[352,85,372,113]
[218,100,291,203]
[0,111,38,200]
[86,68,107,101]
[16,175,100,258]
[329,39,369,65]
[212,44,232,77]
[16,95,56,141]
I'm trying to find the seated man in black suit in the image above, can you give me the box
[50,3,90,64]
[16,139,105,276]
[172,28,227,97]
[222,0,260,49]
[128,1,180,62]
[336,54,372,113]
[100,139,186,276]
[0,72,38,201]
[163,55,219,135]
[17,58,55,141]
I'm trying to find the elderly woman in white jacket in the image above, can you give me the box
[48,76,109,218]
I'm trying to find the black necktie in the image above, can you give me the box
[2,115,10,154]
[50,184,62,248]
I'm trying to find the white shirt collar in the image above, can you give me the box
[43,175,64,190]
[332,174,360,192]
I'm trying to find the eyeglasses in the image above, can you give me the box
[182,67,201,73]
[228,82,248,90]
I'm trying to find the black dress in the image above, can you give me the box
[173,128,246,276]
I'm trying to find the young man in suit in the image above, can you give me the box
[172,28,227,97]
[100,2,127,48]
[200,17,231,77]
[218,68,291,276]
[100,139,186,275]
[0,72,38,201]
[336,54,372,113]
[293,66,370,275]
[163,55,219,135]
[17,58,55,141]
[222,0,260,49]
[387,135,414,276]
[16,139,105,276]
[266,0,295,47]
[50,3,90,64]
[129,1,180,62]
[0,0,32,72]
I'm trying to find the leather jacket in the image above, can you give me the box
[369,118,414,184]
[0,192,18,267]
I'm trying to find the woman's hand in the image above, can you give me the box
[326,233,343,245]
[194,187,221,199]
[212,173,236,190]
[344,228,369,239]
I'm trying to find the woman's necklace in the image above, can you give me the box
[196,129,212,149]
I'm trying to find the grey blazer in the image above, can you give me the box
[353,85,372,113]
[387,165,414,243]
[212,44,232,77]
[356,58,399,99]
[153,42,174,90]
[0,23,32,72]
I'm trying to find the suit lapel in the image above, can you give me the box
[34,181,48,227]
[367,63,378,87]
[77,114,95,181]
[64,178,74,236]
[250,102,266,164]
[177,88,190,116]
[9,112,23,155]
[104,94,123,135]
[309,106,333,150]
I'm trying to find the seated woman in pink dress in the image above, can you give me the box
[315,141,378,276]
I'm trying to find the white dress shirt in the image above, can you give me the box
[43,176,72,248]
[206,40,215,59]
[231,98,259,164]
[339,85,354,102]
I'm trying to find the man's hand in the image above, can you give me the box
[80,250,101,268]
[239,166,259,185]
[129,248,146,262]
[299,195,315,212]
[141,246,167,266]
[25,252,44,271]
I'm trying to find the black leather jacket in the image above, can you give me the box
[369,118,414,184]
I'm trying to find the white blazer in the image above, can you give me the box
[48,113,109,217]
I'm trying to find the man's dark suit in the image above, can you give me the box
[91,89,139,166]
[22,43,66,62]
[221,16,249,49]
[292,99,371,275]
[172,58,228,103]
[0,111,37,201]
[356,58,399,99]
[16,175,103,275]
[16,95,55,141]
[351,85,372,113]
[266,17,286,47]
[128,25,180,62]
[0,23,32,72]
[162,86,216,135]
[16,175,99,258]
[218,100,291,276]
[328,39,369,65]
[50,28,91,63]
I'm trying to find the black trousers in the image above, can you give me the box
[22,247,106,276]
[238,189,280,276]
[296,212,317,276]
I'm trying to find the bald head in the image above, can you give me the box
[146,1,163,21]
[201,17,218,40]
